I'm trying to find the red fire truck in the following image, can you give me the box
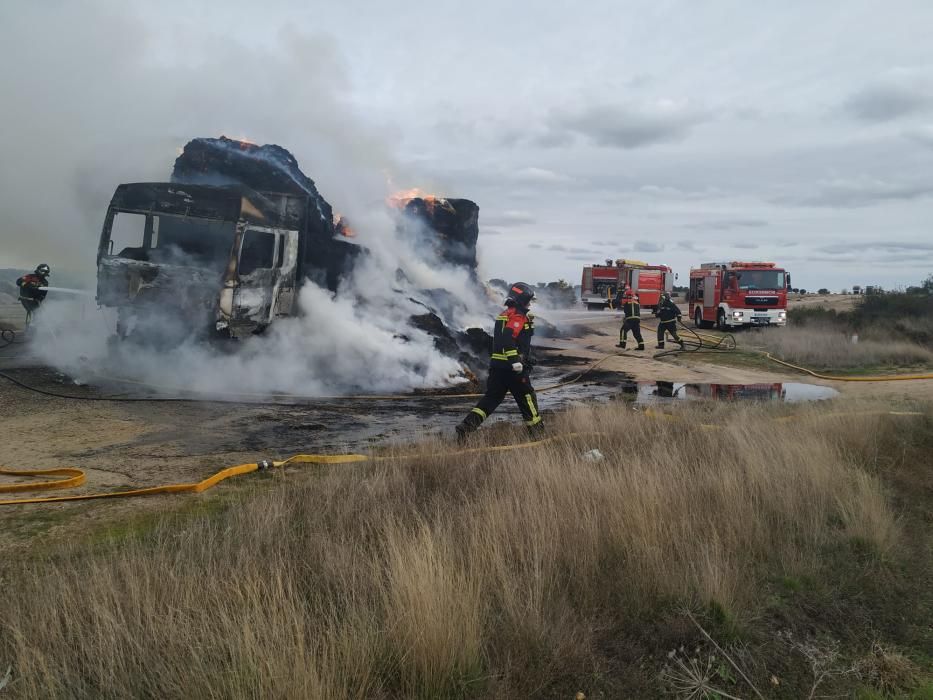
[687,261,790,329]
[581,259,674,311]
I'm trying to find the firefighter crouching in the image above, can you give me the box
[456,282,544,441]
[15,264,50,327]
[654,292,685,350]
[616,290,644,350]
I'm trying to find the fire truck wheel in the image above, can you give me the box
[694,308,702,328]
[716,309,727,331]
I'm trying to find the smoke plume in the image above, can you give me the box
[1,1,491,396]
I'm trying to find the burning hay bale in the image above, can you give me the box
[388,190,480,273]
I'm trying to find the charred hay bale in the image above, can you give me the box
[173,137,325,199]
[173,136,362,292]
[401,198,479,271]
[409,312,460,358]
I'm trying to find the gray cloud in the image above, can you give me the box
[483,210,536,226]
[808,254,933,266]
[632,240,664,253]
[635,184,726,200]
[732,242,760,249]
[905,125,933,147]
[686,218,769,231]
[675,240,703,252]
[817,240,933,255]
[843,80,932,122]
[775,177,933,208]
[542,101,707,149]
[547,244,600,255]
[509,166,571,184]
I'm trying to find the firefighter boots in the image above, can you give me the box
[455,410,484,444]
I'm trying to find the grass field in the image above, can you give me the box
[1,400,930,699]
[750,326,933,370]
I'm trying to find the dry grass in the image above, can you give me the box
[0,400,926,698]
[751,326,933,369]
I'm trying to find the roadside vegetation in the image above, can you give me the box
[752,291,933,371]
[1,400,930,698]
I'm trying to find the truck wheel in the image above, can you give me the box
[716,309,727,331]
[695,308,713,329]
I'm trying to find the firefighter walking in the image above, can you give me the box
[15,264,50,327]
[615,289,644,350]
[655,292,685,350]
[456,282,543,441]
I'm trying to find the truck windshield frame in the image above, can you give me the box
[104,209,237,272]
[735,270,785,291]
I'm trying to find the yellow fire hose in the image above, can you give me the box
[0,434,583,506]
[0,467,85,493]
[761,353,933,382]
[642,321,933,382]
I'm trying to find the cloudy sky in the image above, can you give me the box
[2,0,932,291]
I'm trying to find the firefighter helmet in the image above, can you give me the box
[35,264,50,277]
[623,289,636,299]
[506,282,535,308]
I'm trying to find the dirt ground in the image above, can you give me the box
[1,296,931,552]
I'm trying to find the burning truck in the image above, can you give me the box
[96,137,483,353]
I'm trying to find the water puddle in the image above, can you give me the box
[617,381,838,404]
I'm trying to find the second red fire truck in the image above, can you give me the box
[581,259,674,311]
[687,261,790,329]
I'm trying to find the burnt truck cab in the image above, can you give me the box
[96,183,301,341]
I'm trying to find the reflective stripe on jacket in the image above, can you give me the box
[490,306,533,368]
[656,298,681,323]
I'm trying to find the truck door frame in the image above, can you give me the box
[229,224,300,331]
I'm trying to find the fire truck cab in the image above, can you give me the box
[581,259,674,311]
[688,261,790,329]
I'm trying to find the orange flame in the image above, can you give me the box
[334,214,355,237]
[386,188,456,215]
[221,134,258,148]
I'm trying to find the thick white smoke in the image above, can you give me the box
[29,203,491,397]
